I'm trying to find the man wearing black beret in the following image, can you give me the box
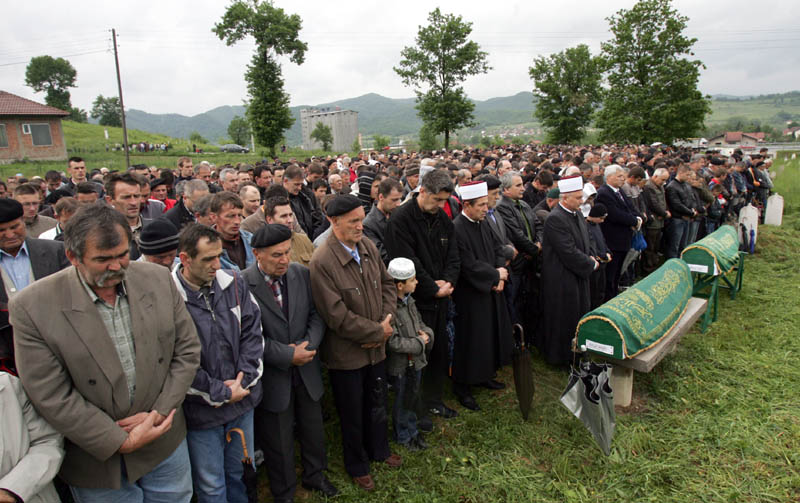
[0,198,70,371]
[309,196,400,491]
[244,224,338,501]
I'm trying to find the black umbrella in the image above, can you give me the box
[559,360,616,455]
[226,427,258,503]
[511,323,534,420]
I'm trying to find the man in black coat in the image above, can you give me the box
[664,165,697,259]
[244,225,337,502]
[384,169,460,418]
[595,166,641,301]
[363,178,403,264]
[283,166,324,239]
[451,182,512,410]
[539,179,597,366]
[0,199,70,369]
[164,179,209,232]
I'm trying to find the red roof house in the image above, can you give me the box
[707,131,764,147]
[0,91,69,163]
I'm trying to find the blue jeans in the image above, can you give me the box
[687,220,700,245]
[664,219,689,259]
[186,409,254,503]
[70,439,192,503]
[389,370,420,445]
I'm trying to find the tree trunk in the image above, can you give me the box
[444,129,450,151]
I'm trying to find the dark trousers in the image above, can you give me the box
[255,382,327,500]
[604,249,627,302]
[328,361,390,477]
[419,299,449,407]
[643,227,663,275]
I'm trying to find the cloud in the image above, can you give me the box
[1,0,798,115]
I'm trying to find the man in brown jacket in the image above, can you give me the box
[10,203,201,502]
[309,195,399,492]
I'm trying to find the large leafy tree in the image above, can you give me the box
[25,55,77,112]
[310,122,333,151]
[529,44,602,144]
[90,95,122,127]
[597,0,710,144]
[394,8,490,150]
[214,0,307,157]
[227,115,251,146]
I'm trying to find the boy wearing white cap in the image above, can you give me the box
[386,257,434,451]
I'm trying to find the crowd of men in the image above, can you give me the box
[0,144,775,502]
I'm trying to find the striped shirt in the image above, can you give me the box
[79,274,136,405]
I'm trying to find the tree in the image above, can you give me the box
[90,95,122,127]
[69,107,88,123]
[529,44,602,144]
[310,122,333,151]
[597,0,710,144]
[418,124,441,151]
[372,134,391,151]
[227,115,251,146]
[25,55,77,111]
[394,8,490,150]
[189,131,207,144]
[351,138,362,155]
[214,0,307,157]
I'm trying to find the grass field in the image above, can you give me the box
[707,95,800,128]
[276,157,799,502]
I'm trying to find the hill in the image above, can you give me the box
[125,92,539,145]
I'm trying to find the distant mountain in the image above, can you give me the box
[124,92,538,145]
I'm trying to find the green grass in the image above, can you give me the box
[707,95,800,127]
[0,121,338,179]
[274,156,800,502]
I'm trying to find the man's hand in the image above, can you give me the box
[434,280,453,298]
[289,341,316,366]
[417,330,430,345]
[117,411,168,433]
[497,267,508,282]
[119,409,175,454]
[380,314,393,340]
[0,489,17,503]
[493,280,505,292]
[666,210,672,218]
[224,372,250,404]
[511,246,519,259]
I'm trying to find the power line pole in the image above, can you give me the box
[112,28,130,169]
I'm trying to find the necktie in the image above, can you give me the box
[617,190,625,205]
[269,278,283,308]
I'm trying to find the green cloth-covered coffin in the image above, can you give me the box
[680,225,740,275]
[576,259,693,359]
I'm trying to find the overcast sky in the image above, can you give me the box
[2,0,798,117]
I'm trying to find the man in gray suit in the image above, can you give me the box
[10,203,201,502]
[243,224,337,502]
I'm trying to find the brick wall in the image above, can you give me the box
[0,116,68,164]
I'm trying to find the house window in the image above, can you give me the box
[30,123,52,146]
[0,124,7,148]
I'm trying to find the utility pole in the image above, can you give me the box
[112,28,130,169]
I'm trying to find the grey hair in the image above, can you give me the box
[63,202,132,260]
[184,179,209,198]
[499,171,521,191]
[420,169,454,194]
[192,194,214,217]
[653,167,669,178]
[219,167,237,182]
[193,161,211,174]
[604,164,623,181]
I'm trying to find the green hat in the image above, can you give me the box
[546,188,560,199]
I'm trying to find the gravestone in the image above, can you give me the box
[738,204,759,252]
[764,194,784,226]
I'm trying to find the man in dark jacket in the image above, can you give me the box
[245,224,337,502]
[165,180,209,232]
[284,166,324,239]
[173,223,264,503]
[664,165,697,258]
[641,167,670,274]
[595,166,641,301]
[363,178,403,264]
[495,172,542,341]
[384,169,461,419]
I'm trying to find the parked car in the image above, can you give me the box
[220,144,250,153]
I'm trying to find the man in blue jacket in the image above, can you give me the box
[173,223,264,503]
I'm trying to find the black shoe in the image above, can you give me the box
[418,415,433,433]
[429,403,459,418]
[457,394,480,411]
[479,379,506,390]
[302,476,339,498]
[412,434,428,450]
